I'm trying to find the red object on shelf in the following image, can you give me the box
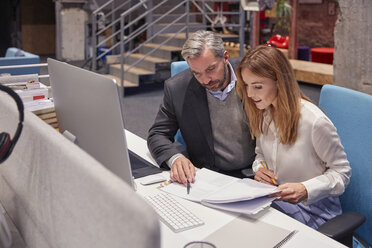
[259,10,267,28]
[266,35,289,49]
[311,47,334,65]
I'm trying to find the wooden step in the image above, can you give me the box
[153,22,202,34]
[140,43,182,61]
[111,63,154,75]
[152,14,196,23]
[103,74,138,88]
[126,53,170,72]
[106,53,170,72]
[153,33,188,47]
[126,55,171,82]
[152,0,186,14]
[159,32,240,40]
[128,53,169,63]
[104,30,241,87]
[142,43,181,52]
[109,64,154,85]
[153,32,240,47]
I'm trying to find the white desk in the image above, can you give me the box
[125,130,346,248]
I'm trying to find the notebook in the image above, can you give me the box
[203,216,293,248]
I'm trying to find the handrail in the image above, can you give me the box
[125,27,187,73]
[119,0,187,83]
[120,1,185,49]
[191,0,213,23]
[95,0,131,37]
[95,0,160,61]
[90,0,245,95]
[96,17,120,36]
[96,29,121,48]
[0,63,48,69]
[122,0,167,29]
[0,63,50,80]
[105,0,129,17]
[123,14,187,72]
[92,0,132,69]
[93,0,113,15]
[96,38,122,61]
[119,1,149,20]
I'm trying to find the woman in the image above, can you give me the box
[236,45,351,229]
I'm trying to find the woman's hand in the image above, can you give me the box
[254,167,277,186]
[271,183,308,204]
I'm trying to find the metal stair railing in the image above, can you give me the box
[90,0,245,96]
[118,0,245,96]
[117,0,189,96]
[190,0,245,53]
[120,1,189,73]
[92,0,146,71]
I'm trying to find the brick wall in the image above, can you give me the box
[298,0,338,48]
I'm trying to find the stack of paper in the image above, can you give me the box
[15,88,48,102]
[1,77,58,129]
[159,168,278,215]
[29,102,58,130]
[3,80,49,103]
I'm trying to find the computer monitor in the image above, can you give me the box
[48,58,134,188]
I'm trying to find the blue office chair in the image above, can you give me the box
[171,61,189,77]
[317,85,371,247]
[171,61,189,146]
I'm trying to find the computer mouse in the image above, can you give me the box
[140,174,167,185]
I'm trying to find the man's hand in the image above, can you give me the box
[170,157,196,185]
[270,183,308,204]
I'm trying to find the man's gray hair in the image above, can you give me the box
[181,30,225,61]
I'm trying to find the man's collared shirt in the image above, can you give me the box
[207,62,237,101]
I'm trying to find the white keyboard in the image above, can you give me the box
[145,193,204,233]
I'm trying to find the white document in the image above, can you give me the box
[203,178,278,203]
[24,99,54,111]
[160,168,278,215]
[201,196,274,215]
[160,168,239,202]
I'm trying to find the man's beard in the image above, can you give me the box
[204,63,228,91]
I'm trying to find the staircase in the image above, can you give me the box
[107,33,183,87]
[91,0,245,90]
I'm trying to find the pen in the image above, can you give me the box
[187,180,190,194]
[186,168,198,194]
[260,161,278,185]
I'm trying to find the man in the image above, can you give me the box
[147,30,255,185]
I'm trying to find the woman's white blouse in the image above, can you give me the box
[252,99,351,205]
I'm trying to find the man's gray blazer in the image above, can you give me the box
[147,58,255,171]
